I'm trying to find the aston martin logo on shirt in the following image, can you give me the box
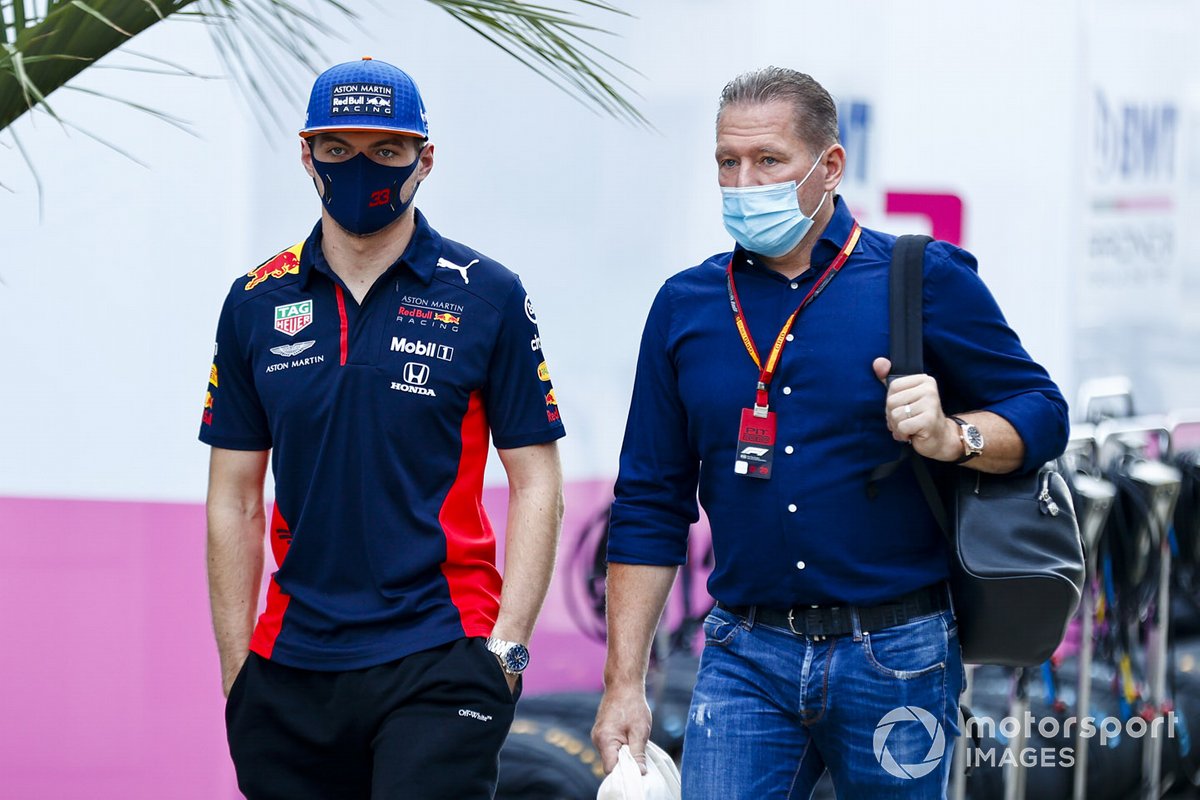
[270,340,316,358]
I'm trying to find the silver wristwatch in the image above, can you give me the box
[950,415,984,463]
[485,637,530,675]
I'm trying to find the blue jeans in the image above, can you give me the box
[681,604,963,799]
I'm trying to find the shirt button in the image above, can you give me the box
[796,561,806,570]
[785,445,794,455]
[790,281,799,289]
[786,334,794,342]
[782,387,792,395]
[788,503,797,513]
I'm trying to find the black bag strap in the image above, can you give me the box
[885,234,952,536]
[888,234,930,379]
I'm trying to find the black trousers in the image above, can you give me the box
[225,637,520,799]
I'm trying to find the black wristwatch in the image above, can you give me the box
[485,637,530,675]
[950,415,984,464]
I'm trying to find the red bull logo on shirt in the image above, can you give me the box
[546,388,560,423]
[397,305,461,331]
[245,243,303,291]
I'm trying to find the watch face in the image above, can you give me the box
[504,643,530,673]
[965,425,984,451]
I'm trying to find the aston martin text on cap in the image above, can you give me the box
[300,56,428,139]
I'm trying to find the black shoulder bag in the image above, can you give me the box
[889,235,1085,667]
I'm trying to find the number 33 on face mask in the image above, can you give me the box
[309,147,424,235]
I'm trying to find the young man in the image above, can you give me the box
[201,57,565,799]
[592,66,1068,799]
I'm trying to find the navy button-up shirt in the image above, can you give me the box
[607,197,1068,608]
[200,210,565,670]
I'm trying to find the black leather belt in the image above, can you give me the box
[716,584,950,639]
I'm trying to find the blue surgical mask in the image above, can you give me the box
[310,146,423,235]
[721,150,828,258]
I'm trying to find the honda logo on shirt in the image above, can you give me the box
[404,362,430,386]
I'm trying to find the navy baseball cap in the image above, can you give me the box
[300,57,428,139]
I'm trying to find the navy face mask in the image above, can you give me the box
[309,146,423,236]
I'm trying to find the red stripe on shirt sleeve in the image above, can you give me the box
[249,502,293,659]
[438,390,503,637]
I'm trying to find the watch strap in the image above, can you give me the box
[485,637,529,675]
[949,415,981,464]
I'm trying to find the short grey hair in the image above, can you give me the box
[717,67,839,154]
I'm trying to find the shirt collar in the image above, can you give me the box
[809,195,856,269]
[300,209,444,290]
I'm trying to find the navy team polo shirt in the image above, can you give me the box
[199,209,565,670]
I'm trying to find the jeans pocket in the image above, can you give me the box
[863,612,949,680]
[703,606,743,647]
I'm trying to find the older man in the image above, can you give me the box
[201,57,564,799]
[592,67,1068,798]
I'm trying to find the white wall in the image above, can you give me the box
[1,0,1195,502]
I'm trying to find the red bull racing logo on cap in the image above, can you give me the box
[245,243,303,291]
[274,300,313,337]
[330,83,394,118]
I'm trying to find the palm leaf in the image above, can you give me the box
[427,0,644,125]
[0,0,643,137]
[0,0,193,131]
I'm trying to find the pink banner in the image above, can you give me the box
[0,484,712,798]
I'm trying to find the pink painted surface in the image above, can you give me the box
[0,482,712,798]
[885,191,966,245]
[0,497,237,799]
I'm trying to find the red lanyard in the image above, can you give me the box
[725,222,862,415]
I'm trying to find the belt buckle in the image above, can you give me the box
[787,607,827,640]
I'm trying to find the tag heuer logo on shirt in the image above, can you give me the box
[274,300,313,337]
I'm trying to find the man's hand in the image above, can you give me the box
[592,684,653,775]
[222,651,249,698]
[872,357,960,462]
